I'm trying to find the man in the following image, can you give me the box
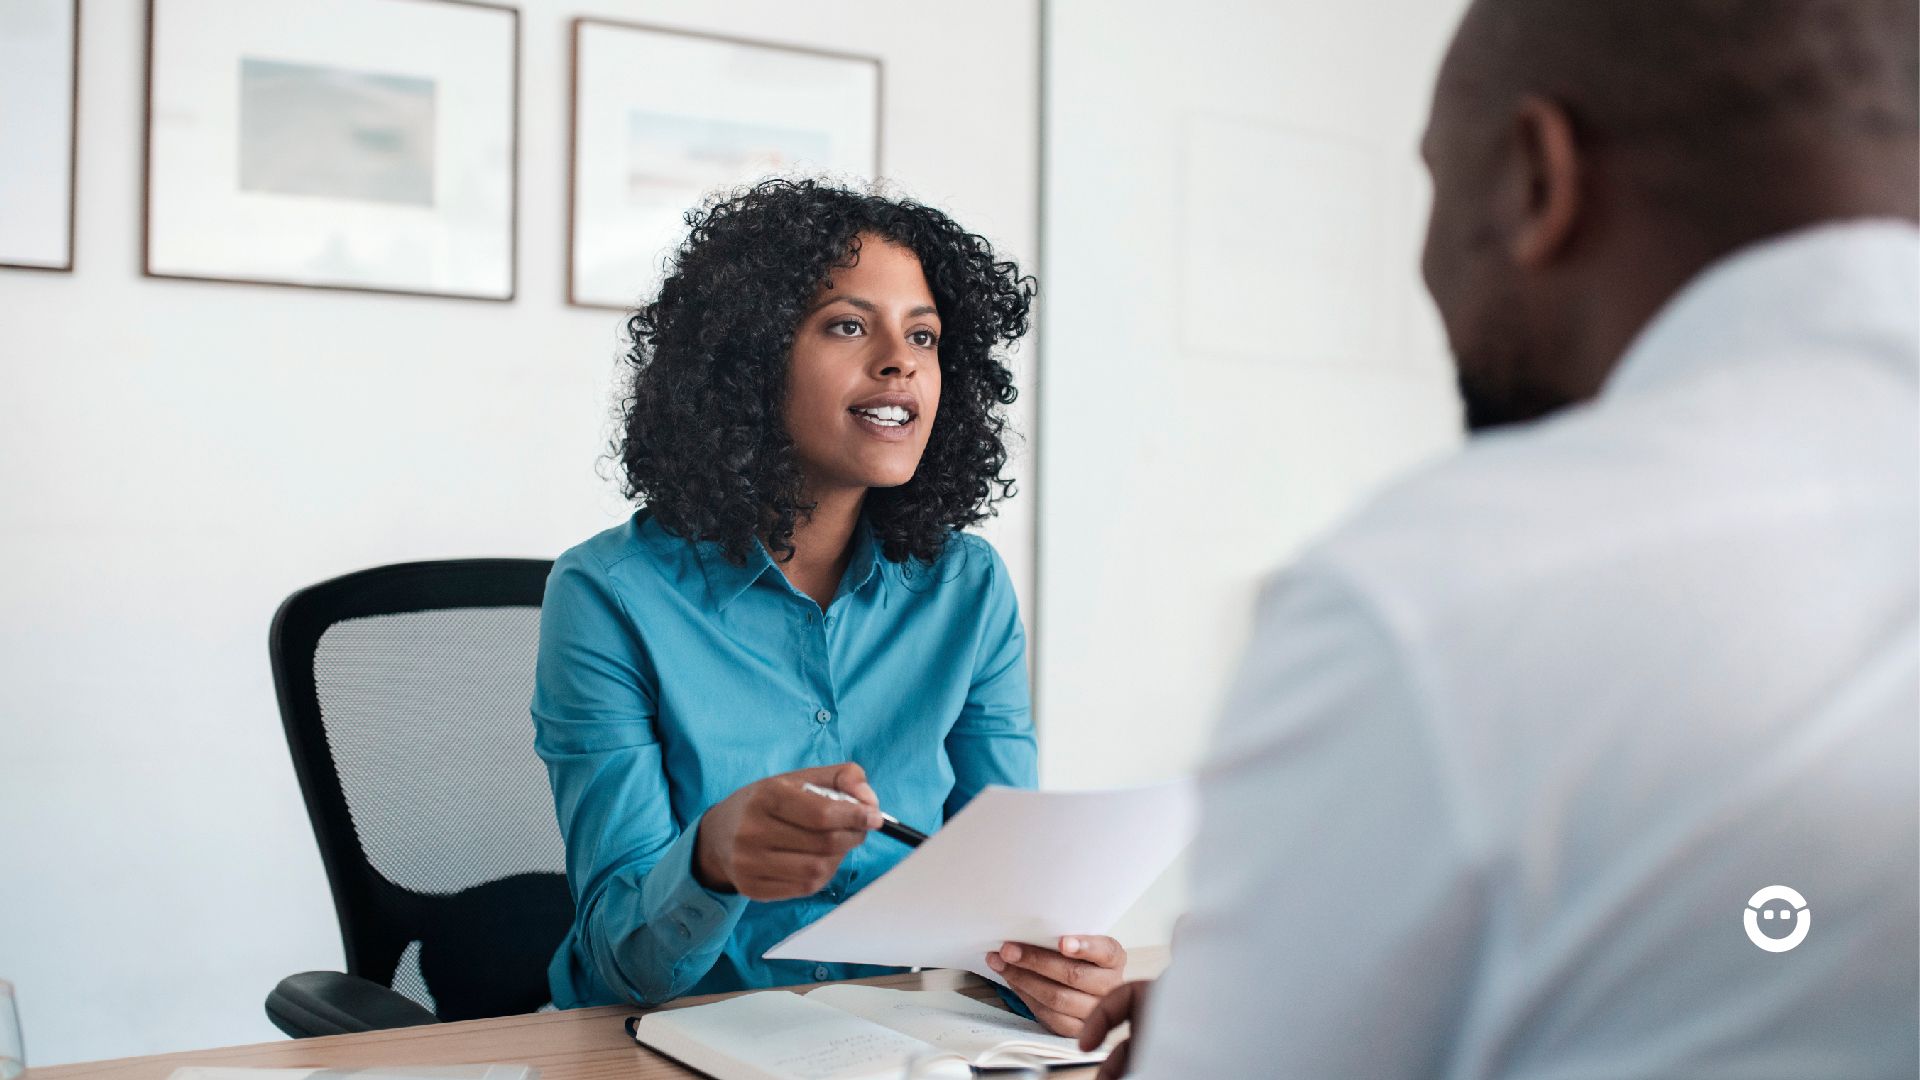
[1080,1,1918,1076]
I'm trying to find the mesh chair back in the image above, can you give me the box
[271,559,570,1022]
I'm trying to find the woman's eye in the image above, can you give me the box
[828,319,864,337]
[910,330,939,348]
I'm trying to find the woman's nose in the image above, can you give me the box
[873,334,919,379]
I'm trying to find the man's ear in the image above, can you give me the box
[1509,96,1583,269]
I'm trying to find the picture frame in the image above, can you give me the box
[0,0,80,272]
[569,18,882,311]
[144,0,519,301]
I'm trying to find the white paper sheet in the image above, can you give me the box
[764,782,1196,984]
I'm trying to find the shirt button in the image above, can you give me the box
[823,615,836,628]
[815,709,831,724]
[814,964,831,981]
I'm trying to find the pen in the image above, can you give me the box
[801,782,929,847]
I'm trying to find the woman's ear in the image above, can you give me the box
[1508,95,1584,270]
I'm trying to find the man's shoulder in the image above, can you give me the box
[1298,393,1765,639]
[1303,405,1639,602]
[1301,366,1915,643]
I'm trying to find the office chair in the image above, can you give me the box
[264,558,571,1038]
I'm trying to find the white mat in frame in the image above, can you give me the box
[145,0,517,300]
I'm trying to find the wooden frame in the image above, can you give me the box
[567,16,883,311]
[142,0,520,302]
[0,0,80,273]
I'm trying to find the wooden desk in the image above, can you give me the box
[33,949,1167,1080]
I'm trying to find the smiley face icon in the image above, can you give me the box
[1744,885,1810,953]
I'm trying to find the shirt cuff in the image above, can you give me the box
[993,981,1037,1021]
[639,823,750,951]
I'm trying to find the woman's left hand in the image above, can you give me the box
[986,935,1127,1037]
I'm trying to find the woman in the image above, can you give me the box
[532,179,1123,1035]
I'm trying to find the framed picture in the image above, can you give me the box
[144,0,518,301]
[0,0,79,272]
[569,18,881,310]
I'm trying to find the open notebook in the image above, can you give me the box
[168,1060,533,1068]
[627,985,1109,1079]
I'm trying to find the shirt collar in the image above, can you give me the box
[836,518,886,601]
[1605,218,1920,401]
[693,514,886,612]
[693,534,779,612]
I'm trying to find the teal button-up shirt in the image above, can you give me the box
[532,511,1036,1008]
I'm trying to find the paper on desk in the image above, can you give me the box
[764,781,1196,984]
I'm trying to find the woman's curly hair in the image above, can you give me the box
[615,178,1035,566]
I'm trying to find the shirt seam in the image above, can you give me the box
[1297,558,1488,863]
[1289,561,1499,1075]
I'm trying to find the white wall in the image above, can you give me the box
[1036,0,1471,942]
[0,0,1037,1064]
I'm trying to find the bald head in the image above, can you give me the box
[1420,0,1918,432]
[1448,0,1919,235]
[1455,0,1917,127]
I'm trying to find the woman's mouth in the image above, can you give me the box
[850,404,914,428]
[848,392,921,441]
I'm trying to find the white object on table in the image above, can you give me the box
[765,781,1195,985]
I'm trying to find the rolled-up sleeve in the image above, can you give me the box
[943,541,1038,821]
[532,551,747,1007]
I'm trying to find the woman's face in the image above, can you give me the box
[784,235,943,496]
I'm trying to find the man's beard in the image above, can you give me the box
[1455,363,1575,433]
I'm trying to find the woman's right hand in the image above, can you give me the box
[693,762,882,900]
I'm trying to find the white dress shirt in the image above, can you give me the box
[1134,221,1919,1080]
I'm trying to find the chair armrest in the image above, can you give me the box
[266,970,440,1038]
